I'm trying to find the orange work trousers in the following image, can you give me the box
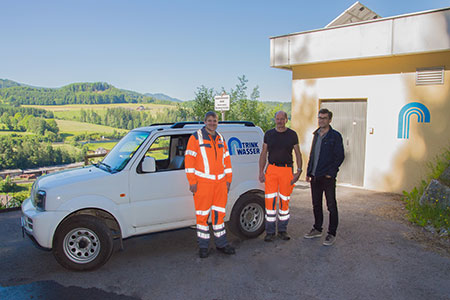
[193,180,228,249]
[264,164,294,234]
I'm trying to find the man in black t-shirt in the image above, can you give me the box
[259,111,302,242]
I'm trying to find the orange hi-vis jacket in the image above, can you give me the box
[185,127,232,185]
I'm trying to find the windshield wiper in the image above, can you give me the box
[95,162,113,173]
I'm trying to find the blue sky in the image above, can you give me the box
[1,0,448,101]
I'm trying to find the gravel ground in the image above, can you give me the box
[1,183,449,300]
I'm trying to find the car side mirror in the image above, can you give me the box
[141,156,156,173]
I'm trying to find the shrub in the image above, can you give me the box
[403,148,450,235]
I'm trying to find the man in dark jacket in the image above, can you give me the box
[304,108,344,246]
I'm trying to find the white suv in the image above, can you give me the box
[21,121,265,270]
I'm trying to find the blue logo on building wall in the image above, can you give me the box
[397,102,430,139]
[228,137,260,155]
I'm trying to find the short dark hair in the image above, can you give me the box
[204,111,218,121]
[318,108,333,120]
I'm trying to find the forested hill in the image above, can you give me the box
[144,93,182,103]
[0,79,178,105]
[0,79,23,89]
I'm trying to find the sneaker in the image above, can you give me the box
[304,228,323,239]
[278,231,291,241]
[323,234,336,246]
[264,233,276,242]
[216,245,236,255]
[199,248,209,258]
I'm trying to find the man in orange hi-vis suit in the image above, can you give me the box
[259,111,303,242]
[185,111,235,258]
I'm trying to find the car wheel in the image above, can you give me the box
[229,192,265,239]
[53,215,114,271]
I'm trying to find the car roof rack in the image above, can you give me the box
[219,121,255,127]
[170,121,203,128]
[149,122,175,126]
[170,121,255,129]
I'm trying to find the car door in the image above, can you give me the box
[129,134,195,228]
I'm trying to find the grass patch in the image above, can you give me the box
[23,103,176,121]
[24,103,175,117]
[52,143,84,155]
[55,119,128,135]
[0,131,33,136]
[84,141,118,151]
[23,103,175,111]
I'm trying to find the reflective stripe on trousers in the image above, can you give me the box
[194,180,229,249]
[264,164,294,234]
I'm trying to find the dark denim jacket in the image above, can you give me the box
[307,126,345,178]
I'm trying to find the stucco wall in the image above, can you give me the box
[291,68,450,193]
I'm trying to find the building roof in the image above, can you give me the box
[270,7,450,69]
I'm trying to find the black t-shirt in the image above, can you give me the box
[264,128,299,164]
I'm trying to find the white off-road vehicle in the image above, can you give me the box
[21,121,265,270]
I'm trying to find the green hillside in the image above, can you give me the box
[0,79,22,89]
[0,81,176,106]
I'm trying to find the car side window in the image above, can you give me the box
[146,136,170,161]
[139,134,190,172]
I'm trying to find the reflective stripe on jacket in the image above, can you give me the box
[185,127,232,185]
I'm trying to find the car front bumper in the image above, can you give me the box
[21,198,67,250]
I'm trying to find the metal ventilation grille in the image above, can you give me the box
[416,67,444,85]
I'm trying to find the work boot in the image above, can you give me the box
[199,248,209,258]
[264,233,276,242]
[323,234,336,246]
[216,245,236,255]
[304,228,323,239]
[278,231,291,240]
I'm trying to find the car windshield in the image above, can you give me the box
[99,131,150,173]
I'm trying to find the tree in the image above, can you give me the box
[46,119,59,134]
[226,76,277,131]
[191,86,215,121]
[184,75,278,131]
[1,112,12,130]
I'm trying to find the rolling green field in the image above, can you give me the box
[55,119,128,135]
[23,103,176,120]
[0,131,33,136]
[52,143,84,155]
[84,141,118,151]
[23,103,175,111]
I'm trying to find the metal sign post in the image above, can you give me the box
[214,94,230,121]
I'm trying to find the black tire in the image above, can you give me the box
[229,192,265,239]
[52,215,114,271]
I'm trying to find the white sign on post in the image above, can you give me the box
[214,95,230,111]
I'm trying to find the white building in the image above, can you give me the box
[270,2,450,192]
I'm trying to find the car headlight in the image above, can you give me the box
[35,190,46,211]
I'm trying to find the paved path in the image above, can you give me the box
[1,184,449,300]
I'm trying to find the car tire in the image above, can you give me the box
[53,215,114,271]
[229,192,265,239]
